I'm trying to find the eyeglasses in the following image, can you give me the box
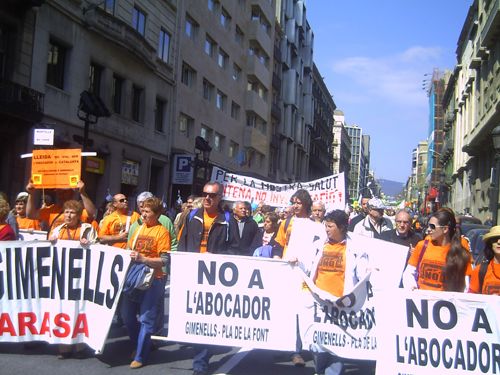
[395,220,410,225]
[117,198,128,203]
[203,192,219,199]
[427,223,447,230]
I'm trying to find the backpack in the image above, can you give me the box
[478,260,489,293]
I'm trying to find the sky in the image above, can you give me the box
[307,1,473,183]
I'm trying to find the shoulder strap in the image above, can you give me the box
[188,208,199,222]
[478,261,489,293]
[284,216,292,233]
[415,239,430,287]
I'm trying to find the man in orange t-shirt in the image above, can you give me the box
[178,181,234,375]
[99,193,140,248]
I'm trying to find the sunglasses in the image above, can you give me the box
[427,223,447,230]
[203,192,219,199]
[117,198,128,203]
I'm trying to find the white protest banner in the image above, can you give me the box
[376,289,500,374]
[18,229,47,241]
[300,234,408,361]
[347,233,408,293]
[168,252,296,350]
[301,272,378,360]
[0,240,130,352]
[212,166,345,210]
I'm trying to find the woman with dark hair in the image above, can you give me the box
[309,209,362,375]
[251,212,280,257]
[274,189,313,260]
[403,208,472,292]
[468,226,500,295]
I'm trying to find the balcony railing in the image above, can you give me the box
[0,79,44,122]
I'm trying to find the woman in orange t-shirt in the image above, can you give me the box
[403,208,471,292]
[122,196,170,369]
[311,209,351,375]
[468,225,500,295]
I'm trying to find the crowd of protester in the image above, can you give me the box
[0,181,498,374]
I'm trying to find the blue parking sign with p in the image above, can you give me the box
[177,156,192,172]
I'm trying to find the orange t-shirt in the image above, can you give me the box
[314,241,346,297]
[469,261,500,295]
[16,216,41,231]
[274,217,294,258]
[54,226,82,240]
[98,211,140,248]
[127,223,171,278]
[39,204,91,229]
[408,239,472,291]
[200,211,217,253]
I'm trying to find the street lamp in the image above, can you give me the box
[77,90,110,150]
[491,126,500,224]
[192,136,212,194]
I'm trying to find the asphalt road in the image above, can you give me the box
[0,285,375,375]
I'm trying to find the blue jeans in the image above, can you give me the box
[121,277,166,364]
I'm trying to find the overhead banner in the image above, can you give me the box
[211,166,345,209]
[0,240,130,352]
[376,289,500,374]
[31,148,81,189]
[168,252,297,350]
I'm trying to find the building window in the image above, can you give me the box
[99,0,114,14]
[155,98,166,132]
[247,77,267,100]
[181,62,196,87]
[88,62,103,97]
[217,48,228,69]
[208,0,219,12]
[235,26,244,46]
[185,14,198,40]
[46,39,67,89]
[132,84,143,123]
[112,74,123,114]
[204,35,216,57]
[200,125,212,143]
[231,101,240,120]
[214,133,223,152]
[232,63,241,81]
[179,113,194,137]
[203,79,214,101]
[216,90,226,111]
[132,6,146,36]
[158,28,171,63]
[246,111,267,134]
[228,141,238,158]
[251,6,270,34]
[248,42,269,67]
[220,7,231,29]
